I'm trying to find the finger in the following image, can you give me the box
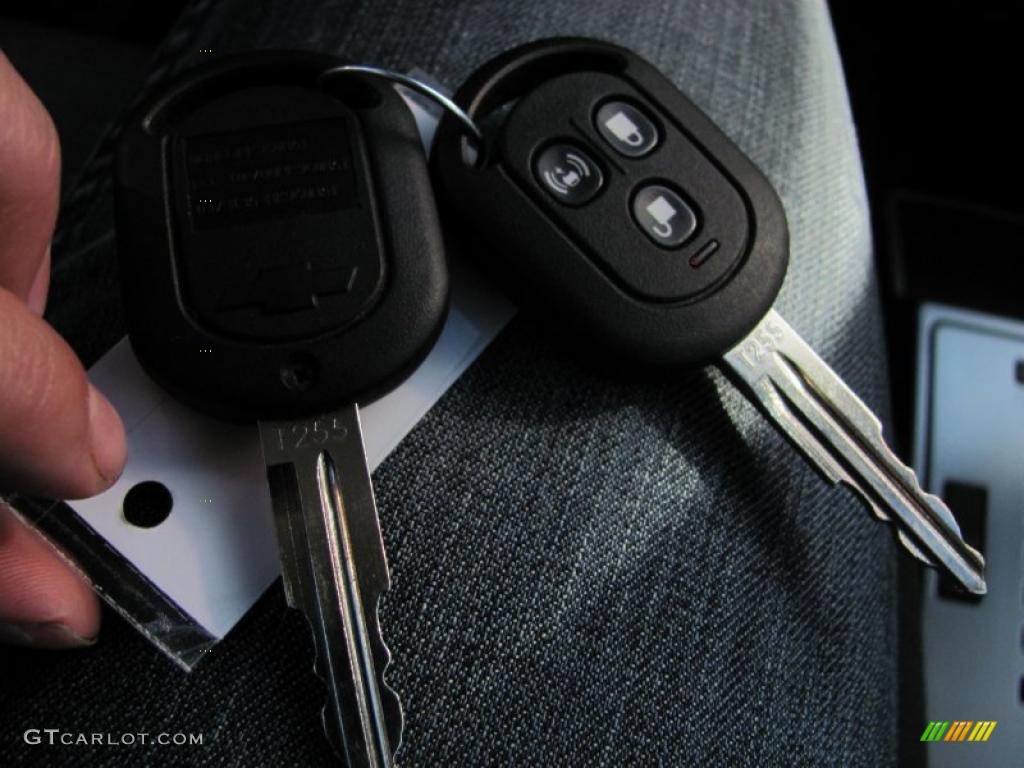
[0,51,61,310]
[0,287,126,500]
[0,501,99,648]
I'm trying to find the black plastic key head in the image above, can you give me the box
[433,37,787,366]
[115,51,448,420]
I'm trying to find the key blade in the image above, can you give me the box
[722,309,986,596]
[259,406,403,766]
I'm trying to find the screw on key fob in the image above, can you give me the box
[433,38,985,595]
[114,50,449,764]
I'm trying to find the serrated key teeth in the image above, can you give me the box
[260,407,404,766]
[316,668,402,766]
[895,521,987,596]
[307,609,403,764]
[363,597,405,757]
[896,527,932,565]
[378,676,404,760]
[851,486,892,524]
[723,310,988,597]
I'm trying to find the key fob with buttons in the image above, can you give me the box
[435,39,987,596]
[433,37,788,365]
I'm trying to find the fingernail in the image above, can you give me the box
[87,384,126,485]
[0,619,96,649]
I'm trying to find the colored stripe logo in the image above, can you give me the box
[921,721,997,742]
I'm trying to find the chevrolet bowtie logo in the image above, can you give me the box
[218,262,359,314]
[921,721,997,742]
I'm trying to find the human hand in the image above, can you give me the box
[0,52,127,648]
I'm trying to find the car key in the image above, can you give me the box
[432,38,986,595]
[114,51,449,763]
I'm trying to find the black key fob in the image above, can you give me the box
[114,50,448,419]
[432,37,787,365]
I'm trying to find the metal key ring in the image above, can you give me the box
[317,64,483,146]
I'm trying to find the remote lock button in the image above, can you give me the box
[595,101,659,157]
[534,143,604,205]
[632,184,698,248]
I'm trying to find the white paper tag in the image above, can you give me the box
[66,93,515,660]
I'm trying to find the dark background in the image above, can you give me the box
[829,1,1024,453]
[1,1,1021,765]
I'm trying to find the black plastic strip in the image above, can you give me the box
[3,493,216,671]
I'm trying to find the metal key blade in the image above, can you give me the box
[722,309,986,595]
[259,405,402,766]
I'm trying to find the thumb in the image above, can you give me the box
[0,287,125,648]
[0,286,126,499]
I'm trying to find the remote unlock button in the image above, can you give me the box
[534,143,604,205]
[596,101,659,157]
[632,184,698,248]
